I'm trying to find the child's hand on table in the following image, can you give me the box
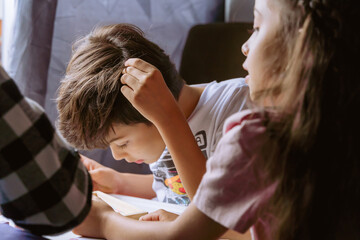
[81,155,123,194]
[121,58,182,125]
[139,209,179,222]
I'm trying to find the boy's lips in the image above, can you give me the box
[134,160,144,164]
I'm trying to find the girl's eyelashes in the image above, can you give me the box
[247,27,260,34]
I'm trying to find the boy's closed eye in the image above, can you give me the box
[116,141,129,149]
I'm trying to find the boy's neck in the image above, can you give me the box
[177,84,205,119]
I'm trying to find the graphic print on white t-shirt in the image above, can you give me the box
[150,130,208,206]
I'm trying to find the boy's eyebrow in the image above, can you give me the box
[108,136,124,143]
[107,125,125,143]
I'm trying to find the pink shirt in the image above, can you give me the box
[193,110,278,240]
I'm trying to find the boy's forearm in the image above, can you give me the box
[118,59,206,199]
[154,109,207,199]
[119,173,156,199]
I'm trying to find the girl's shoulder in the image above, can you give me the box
[223,109,266,134]
[221,109,275,155]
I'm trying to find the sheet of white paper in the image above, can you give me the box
[111,194,187,215]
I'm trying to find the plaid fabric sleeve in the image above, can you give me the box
[0,67,92,235]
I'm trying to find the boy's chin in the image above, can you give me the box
[144,158,159,165]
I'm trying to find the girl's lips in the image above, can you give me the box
[134,160,144,164]
[245,75,250,84]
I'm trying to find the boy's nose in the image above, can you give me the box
[110,147,126,161]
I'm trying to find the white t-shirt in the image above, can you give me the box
[150,78,249,205]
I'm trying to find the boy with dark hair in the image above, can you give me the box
[58,24,183,150]
[57,24,249,206]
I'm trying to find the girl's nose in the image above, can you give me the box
[242,42,249,56]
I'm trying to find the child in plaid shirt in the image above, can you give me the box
[0,66,92,235]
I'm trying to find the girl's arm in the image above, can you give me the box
[140,210,252,240]
[74,197,227,240]
[120,58,207,199]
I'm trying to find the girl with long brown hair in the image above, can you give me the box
[73,0,360,239]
